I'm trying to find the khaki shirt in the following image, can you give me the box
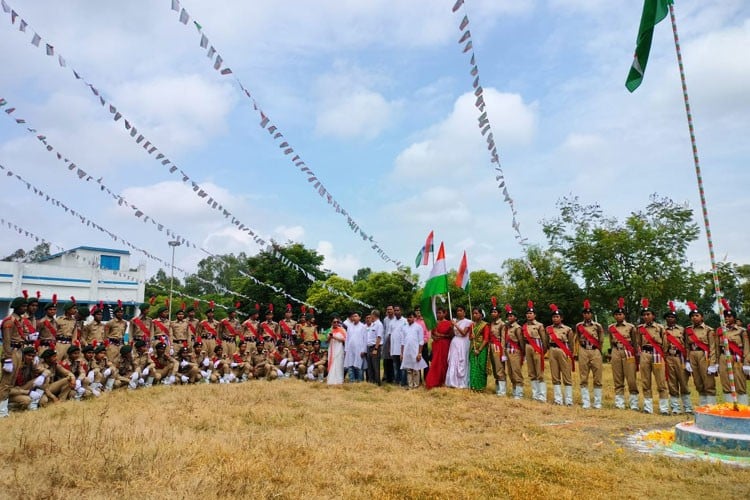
[170,319,190,342]
[37,315,59,343]
[2,313,25,348]
[219,318,242,339]
[574,321,604,349]
[55,315,78,341]
[82,321,105,346]
[685,322,717,364]
[608,322,637,351]
[197,319,221,338]
[129,316,153,340]
[637,322,667,350]
[547,323,574,344]
[279,318,297,337]
[105,318,127,340]
[717,325,749,364]
[523,320,547,349]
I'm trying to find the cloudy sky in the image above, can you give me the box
[0,0,748,287]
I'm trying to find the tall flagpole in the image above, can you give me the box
[668,4,734,408]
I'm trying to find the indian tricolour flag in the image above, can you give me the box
[420,242,448,330]
[455,250,470,292]
[415,230,435,268]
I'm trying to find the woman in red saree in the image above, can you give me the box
[425,307,453,389]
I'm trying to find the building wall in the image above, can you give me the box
[0,250,145,317]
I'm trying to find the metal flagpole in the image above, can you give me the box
[668,4,734,408]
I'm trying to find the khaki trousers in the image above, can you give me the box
[525,343,544,382]
[719,360,747,395]
[506,351,524,386]
[666,355,689,397]
[578,348,602,388]
[488,344,505,381]
[611,348,638,395]
[640,351,667,399]
[688,350,715,396]
[549,347,572,386]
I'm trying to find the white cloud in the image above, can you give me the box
[274,225,305,242]
[316,240,360,278]
[392,88,537,180]
[316,89,396,140]
[111,75,236,151]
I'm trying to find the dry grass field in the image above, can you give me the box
[1,366,749,499]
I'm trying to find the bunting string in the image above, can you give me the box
[165,0,403,270]
[0,97,198,249]
[451,0,528,250]
[0,1,360,300]
[0,217,146,285]
[0,162,257,302]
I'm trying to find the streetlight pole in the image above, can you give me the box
[168,240,181,321]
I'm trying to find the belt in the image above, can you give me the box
[39,339,54,346]
[108,338,122,345]
[641,345,654,352]
[222,336,235,342]
[9,341,24,349]
[581,345,598,350]
[204,335,218,340]
[690,348,704,352]
[57,336,72,342]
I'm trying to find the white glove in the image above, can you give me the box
[29,388,45,401]
[148,347,154,355]
[180,360,189,368]
[169,348,175,356]
[33,356,40,365]
[27,332,39,341]
[138,378,145,385]
[168,375,176,384]
[130,372,139,382]
[75,379,82,389]
[230,362,239,368]
[2,359,13,373]
[707,364,719,375]
[743,366,750,376]
[501,355,508,362]
[685,362,693,373]
[75,387,86,397]
[200,370,209,378]
[33,375,46,387]
[202,357,210,368]
[213,360,221,369]
[142,367,150,376]
[103,368,112,378]
[87,371,95,383]
[180,375,189,383]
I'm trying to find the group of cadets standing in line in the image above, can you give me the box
[476,297,749,414]
[0,293,329,417]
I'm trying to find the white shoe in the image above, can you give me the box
[564,386,573,406]
[537,382,547,403]
[0,399,8,418]
[614,394,625,409]
[553,385,563,405]
[593,388,603,409]
[580,387,590,409]
[682,394,694,414]
[643,398,653,414]
[629,394,639,411]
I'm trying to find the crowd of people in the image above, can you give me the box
[1,292,748,417]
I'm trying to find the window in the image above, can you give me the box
[100,255,121,271]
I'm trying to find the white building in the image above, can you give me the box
[0,246,146,317]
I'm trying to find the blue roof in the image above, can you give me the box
[40,246,130,262]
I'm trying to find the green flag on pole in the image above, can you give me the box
[625,0,673,92]
[420,242,448,330]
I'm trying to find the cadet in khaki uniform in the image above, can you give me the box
[230,340,254,381]
[104,301,128,361]
[487,299,507,397]
[36,297,59,354]
[575,300,604,409]
[151,342,177,385]
[717,299,749,405]
[2,297,28,369]
[60,346,89,399]
[546,305,574,406]
[685,302,717,405]
[522,301,547,402]
[210,345,231,383]
[192,340,211,383]
[608,298,639,410]
[151,305,171,348]
[260,306,280,342]
[115,345,140,390]
[133,340,155,387]
[177,346,202,384]
[198,304,221,358]
[129,300,153,343]
[22,291,40,344]
[299,314,319,343]
[501,305,524,399]
[241,304,261,342]
[170,308,191,352]
[663,301,692,414]
[219,305,242,358]
[39,349,75,402]
[185,302,200,343]
[637,299,669,415]
[7,347,48,412]
[55,299,79,361]
[279,304,297,341]
[82,305,105,347]
[91,345,116,393]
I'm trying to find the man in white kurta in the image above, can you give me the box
[343,312,367,382]
[400,311,428,389]
[387,307,408,386]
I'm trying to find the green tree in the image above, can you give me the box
[236,243,329,316]
[145,268,182,300]
[353,270,418,312]
[542,194,701,323]
[306,276,359,325]
[2,242,51,262]
[696,262,745,325]
[184,253,248,296]
[501,246,585,326]
[442,269,505,316]
[352,267,372,283]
